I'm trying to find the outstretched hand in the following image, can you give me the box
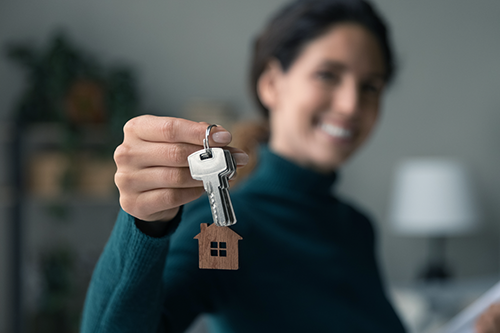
[114,115,248,222]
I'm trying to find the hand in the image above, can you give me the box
[114,115,249,222]
[476,303,500,333]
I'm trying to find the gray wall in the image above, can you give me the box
[1,0,500,331]
[339,0,500,283]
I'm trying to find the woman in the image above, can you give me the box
[81,0,499,332]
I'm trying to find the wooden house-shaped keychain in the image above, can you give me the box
[194,223,242,270]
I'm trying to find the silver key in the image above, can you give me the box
[224,149,236,179]
[188,147,237,227]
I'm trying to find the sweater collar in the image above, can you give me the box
[250,145,339,196]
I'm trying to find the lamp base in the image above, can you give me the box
[418,237,453,282]
[418,262,452,281]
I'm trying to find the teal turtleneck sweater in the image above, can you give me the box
[81,146,406,332]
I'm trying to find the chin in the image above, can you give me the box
[308,151,346,173]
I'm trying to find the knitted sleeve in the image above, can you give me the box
[80,209,189,333]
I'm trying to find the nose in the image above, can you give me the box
[332,78,359,118]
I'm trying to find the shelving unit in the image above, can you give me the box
[3,121,120,333]
[0,122,13,333]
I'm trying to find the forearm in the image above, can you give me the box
[80,209,182,333]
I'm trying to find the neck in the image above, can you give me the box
[239,145,339,197]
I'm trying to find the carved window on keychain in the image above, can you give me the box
[211,242,227,257]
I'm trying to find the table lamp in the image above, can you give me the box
[389,158,480,281]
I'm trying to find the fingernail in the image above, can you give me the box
[212,131,232,144]
[232,153,249,166]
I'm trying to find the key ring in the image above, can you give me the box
[203,124,218,157]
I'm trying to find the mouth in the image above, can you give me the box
[320,122,353,140]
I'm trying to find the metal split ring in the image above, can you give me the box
[203,124,218,156]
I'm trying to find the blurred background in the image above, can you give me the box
[0,0,499,332]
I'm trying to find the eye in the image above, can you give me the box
[360,82,384,95]
[316,70,340,84]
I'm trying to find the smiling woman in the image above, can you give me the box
[80,1,403,332]
[80,1,410,332]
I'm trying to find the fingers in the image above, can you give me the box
[475,303,500,333]
[115,167,202,193]
[114,142,249,169]
[120,187,205,222]
[124,115,232,147]
[115,142,203,169]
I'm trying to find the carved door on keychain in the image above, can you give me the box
[194,223,242,270]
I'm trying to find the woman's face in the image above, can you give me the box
[260,23,387,172]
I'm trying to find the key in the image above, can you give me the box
[188,147,237,227]
[224,150,236,179]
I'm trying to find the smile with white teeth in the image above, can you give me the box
[320,123,353,139]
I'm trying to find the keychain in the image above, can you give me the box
[188,125,242,270]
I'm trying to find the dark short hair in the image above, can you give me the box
[250,0,396,118]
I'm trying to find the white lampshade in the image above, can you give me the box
[389,158,480,236]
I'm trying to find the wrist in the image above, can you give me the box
[134,206,183,238]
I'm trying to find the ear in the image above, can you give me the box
[257,59,283,111]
